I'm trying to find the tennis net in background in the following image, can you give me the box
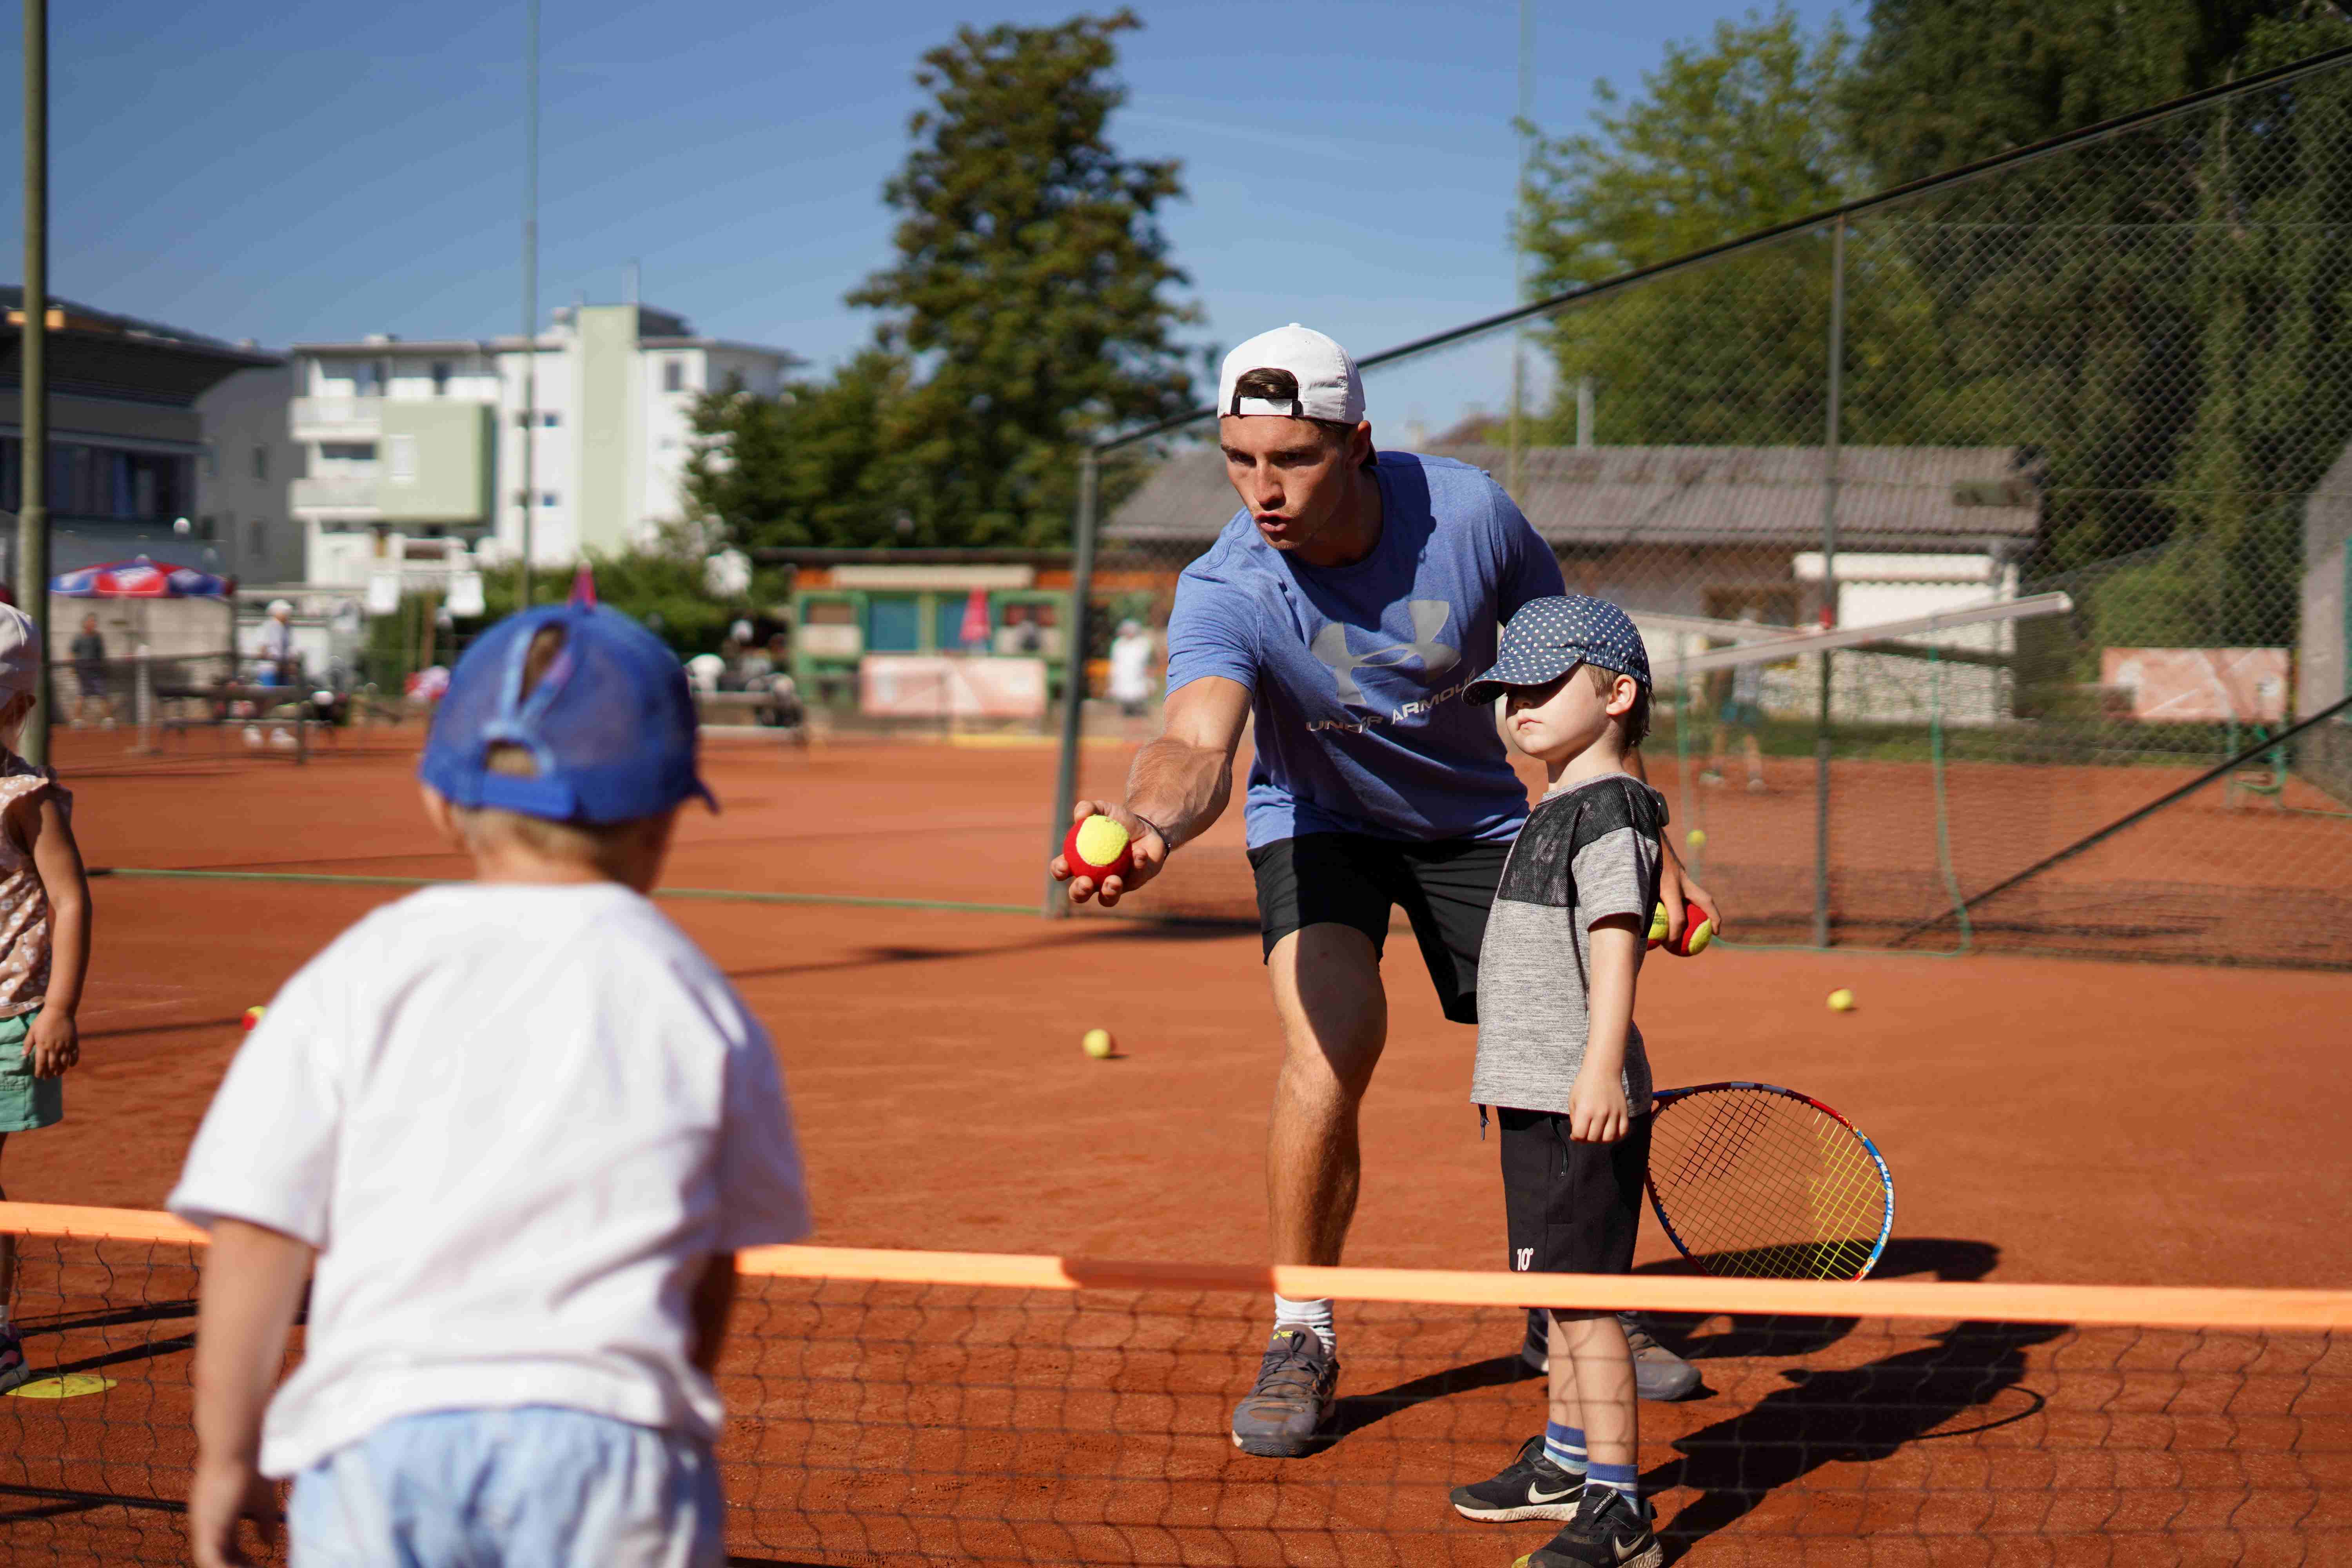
[2,1206,2347,1566]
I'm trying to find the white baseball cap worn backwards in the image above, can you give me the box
[1218,324,1365,425]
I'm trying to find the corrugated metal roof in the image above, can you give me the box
[1106,443,2040,550]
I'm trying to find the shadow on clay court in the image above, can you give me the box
[1322,1352,1543,1449]
[1648,1318,2065,1562]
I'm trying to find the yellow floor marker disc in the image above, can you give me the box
[7,1373,116,1399]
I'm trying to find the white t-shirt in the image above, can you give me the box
[168,882,813,1479]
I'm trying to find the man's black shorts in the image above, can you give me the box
[1499,1107,1652,1277]
[1247,833,1511,1024]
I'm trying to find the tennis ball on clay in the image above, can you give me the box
[241,1005,267,1032]
[1062,814,1134,881]
[1082,1028,1116,1060]
[1828,988,1857,1013]
[1686,828,1707,850]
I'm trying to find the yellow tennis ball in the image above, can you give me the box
[1828,988,1857,1013]
[1070,815,1133,877]
[1648,904,1669,946]
[1082,1028,1116,1059]
[1686,828,1707,849]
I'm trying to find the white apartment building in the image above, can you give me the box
[289,304,796,588]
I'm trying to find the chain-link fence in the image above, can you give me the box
[1054,49,2352,969]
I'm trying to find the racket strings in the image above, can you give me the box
[1649,1089,1891,1280]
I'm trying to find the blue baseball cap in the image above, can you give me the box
[1463,594,1652,706]
[419,603,716,823]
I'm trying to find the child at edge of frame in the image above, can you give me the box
[170,594,813,1568]
[0,604,95,1394]
[1446,594,1669,1568]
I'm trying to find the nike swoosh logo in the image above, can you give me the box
[1528,1483,1578,1503]
[1614,1533,1649,1561]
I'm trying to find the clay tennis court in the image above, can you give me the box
[2,733,2346,1563]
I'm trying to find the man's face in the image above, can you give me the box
[1219,416,1369,553]
[81,616,96,633]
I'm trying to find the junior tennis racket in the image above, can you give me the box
[1644,1082,1895,1281]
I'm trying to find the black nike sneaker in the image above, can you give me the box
[1518,1485,1663,1568]
[1448,1433,1586,1522]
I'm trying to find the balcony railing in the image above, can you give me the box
[290,475,380,512]
[289,397,383,436]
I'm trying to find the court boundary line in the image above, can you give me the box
[6,1203,2346,1332]
[89,867,1039,919]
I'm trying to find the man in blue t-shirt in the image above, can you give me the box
[1049,325,1718,1456]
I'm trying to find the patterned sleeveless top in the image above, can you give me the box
[0,753,70,1018]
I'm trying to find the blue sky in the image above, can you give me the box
[1,0,1845,432]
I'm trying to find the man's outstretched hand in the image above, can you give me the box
[1049,800,1171,909]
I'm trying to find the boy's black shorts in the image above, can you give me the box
[1498,1107,1653,1278]
[1247,833,1511,1024]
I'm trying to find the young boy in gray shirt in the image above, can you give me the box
[1447,595,1666,1568]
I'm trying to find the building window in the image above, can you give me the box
[431,360,452,396]
[248,519,267,558]
[663,358,684,393]
[354,360,387,396]
[319,441,376,462]
[541,492,558,507]
[202,443,218,478]
[387,434,418,483]
[541,411,560,427]
[252,445,269,481]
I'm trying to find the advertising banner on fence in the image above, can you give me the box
[860,655,1049,720]
[2101,648,2290,723]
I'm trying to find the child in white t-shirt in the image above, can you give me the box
[172,600,811,1568]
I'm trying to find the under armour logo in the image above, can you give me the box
[1514,1247,1534,1270]
[1310,601,1459,704]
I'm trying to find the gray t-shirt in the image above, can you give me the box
[1470,772,1666,1115]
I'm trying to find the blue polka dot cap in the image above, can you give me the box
[1463,594,1652,706]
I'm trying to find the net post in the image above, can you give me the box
[1812,214,1846,950]
[1044,449,1100,918]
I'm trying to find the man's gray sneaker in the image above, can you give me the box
[1230,1326,1339,1457]
[1518,1309,1702,1401]
[1449,1434,1585,1522]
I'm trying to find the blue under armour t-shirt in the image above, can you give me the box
[1165,450,1566,847]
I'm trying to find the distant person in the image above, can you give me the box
[257,599,299,688]
[1107,619,1155,720]
[1006,605,1045,656]
[174,601,812,1568]
[0,606,95,1394]
[69,615,111,729]
[1702,608,1767,794]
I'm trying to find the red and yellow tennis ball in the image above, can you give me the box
[1647,903,1713,957]
[241,1005,267,1032]
[1062,813,1134,882]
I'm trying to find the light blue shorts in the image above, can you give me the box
[289,1407,725,1568]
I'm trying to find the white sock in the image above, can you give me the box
[1272,1293,1335,1352]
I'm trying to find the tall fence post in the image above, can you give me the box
[1045,449,1102,918]
[1813,214,1846,949]
[18,0,51,767]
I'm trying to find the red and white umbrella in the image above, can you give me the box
[52,558,231,599]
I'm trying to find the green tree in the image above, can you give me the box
[848,10,1199,546]
[684,349,916,550]
[1515,7,1936,445]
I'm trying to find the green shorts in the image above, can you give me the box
[0,1011,62,1133]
